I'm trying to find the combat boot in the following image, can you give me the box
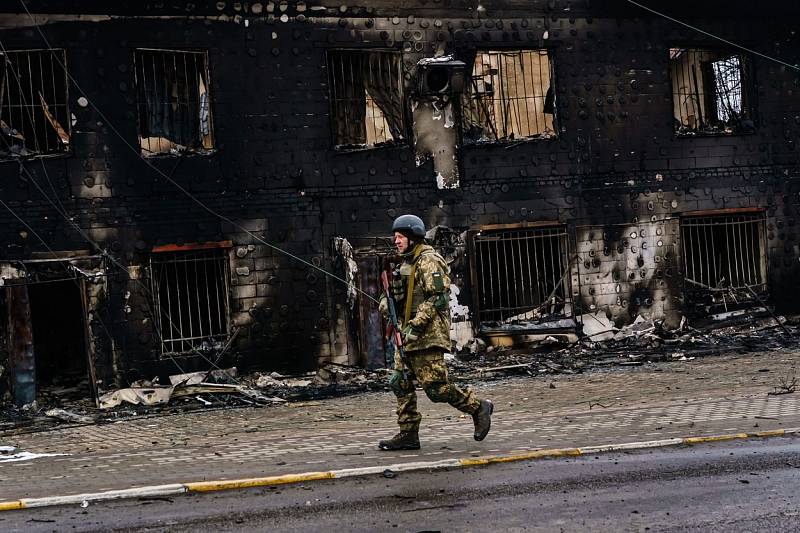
[472,399,493,441]
[378,430,420,451]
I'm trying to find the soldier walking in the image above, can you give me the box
[378,214,493,451]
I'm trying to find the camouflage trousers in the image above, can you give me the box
[391,347,481,432]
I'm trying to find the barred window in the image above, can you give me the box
[462,49,556,145]
[0,49,70,160]
[471,225,571,326]
[327,50,405,150]
[670,48,754,136]
[681,213,766,291]
[150,247,230,355]
[134,49,214,155]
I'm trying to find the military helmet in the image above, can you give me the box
[392,214,426,239]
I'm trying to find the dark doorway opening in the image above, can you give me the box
[28,279,89,393]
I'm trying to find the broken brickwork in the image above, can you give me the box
[0,1,798,402]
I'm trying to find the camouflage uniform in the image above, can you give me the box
[383,244,481,432]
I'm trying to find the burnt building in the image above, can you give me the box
[0,1,798,405]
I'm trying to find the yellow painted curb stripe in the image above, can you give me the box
[0,501,25,511]
[683,433,749,444]
[753,429,785,438]
[460,448,582,466]
[185,471,334,492]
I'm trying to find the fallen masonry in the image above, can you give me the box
[0,313,797,434]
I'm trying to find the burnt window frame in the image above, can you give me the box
[149,243,232,357]
[0,48,72,161]
[668,46,756,137]
[459,46,558,147]
[467,222,573,330]
[680,209,768,295]
[325,47,409,152]
[133,48,216,157]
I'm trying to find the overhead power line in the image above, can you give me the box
[17,0,380,305]
[627,0,800,72]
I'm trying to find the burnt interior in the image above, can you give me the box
[150,248,231,356]
[473,226,571,327]
[28,279,88,390]
[681,212,767,316]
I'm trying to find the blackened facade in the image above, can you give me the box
[0,1,799,404]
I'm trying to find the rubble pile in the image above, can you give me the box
[244,363,389,401]
[1,312,797,433]
[457,311,800,378]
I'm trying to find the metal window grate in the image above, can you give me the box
[133,48,214,155]
[150,249,230,355]
[473,226,570,324]
[327,50,405,149]
[462,49,555,144]
[681,213,766,291]
[0,49,70,159]
[669,48,753,135]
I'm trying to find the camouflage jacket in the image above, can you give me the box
[394,244,451,354]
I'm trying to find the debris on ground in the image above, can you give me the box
[1,313,798,432]
[44,408,95,425]
[452,312,800,379]
[98,368,284,409]
[768,372,797,396]
[244,363,388,402]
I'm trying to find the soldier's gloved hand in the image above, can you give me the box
[401,324,421,342]
[378,296,389,319]
[388,370,403,388]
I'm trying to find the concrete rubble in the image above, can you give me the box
[1,312,798,432]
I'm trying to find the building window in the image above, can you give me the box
[462,49,556,145]
[326,49,405,150]
[669,48,754,136]
[133,49,214,156]
[150,247,230,355]
[0,49,70,160]
[681,212,766,292]
[471,225,571,326]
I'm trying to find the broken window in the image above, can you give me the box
[327,50,406,150]
[133,49,214,155]
[471,225,571,326]
[150,248,230,355]
[681,212,766,292]
[462,49,555,144]
[0,49,70,160]
[669,48,754,135]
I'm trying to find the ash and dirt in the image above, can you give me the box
[1,313,798,435]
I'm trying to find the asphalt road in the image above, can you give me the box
[3,437,800,532]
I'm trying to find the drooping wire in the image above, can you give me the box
[0,36,318,386]
[627,0,800,72]
[17,0,379,305]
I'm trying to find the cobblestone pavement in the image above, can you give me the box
[1,349,798,501]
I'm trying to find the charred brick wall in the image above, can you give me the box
[0,1,798,389]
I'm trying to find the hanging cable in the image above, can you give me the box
[627,0,800,72]
[16,0,379,305]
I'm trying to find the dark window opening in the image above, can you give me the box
[327,49,405,150]
[150,249,230,356]
[0,49,70,160]
[28,279,89,394]
[462,49,556,145]
[472,226,571,327]
[681,213,767,310]
[670,48,754,136]
[134,49,214,156]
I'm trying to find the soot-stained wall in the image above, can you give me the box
[0,1,799,391]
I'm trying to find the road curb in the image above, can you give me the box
[2,427,798,512]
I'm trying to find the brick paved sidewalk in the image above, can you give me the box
[1,349,798,501]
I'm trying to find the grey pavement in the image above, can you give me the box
[1,348,799,501]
